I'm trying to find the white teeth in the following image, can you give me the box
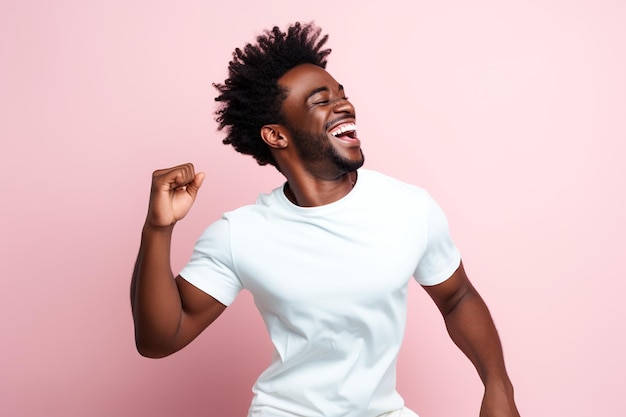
[330,123,357,136]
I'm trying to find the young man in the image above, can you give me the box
[131,22,520,417]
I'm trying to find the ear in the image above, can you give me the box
[260,124,289,149]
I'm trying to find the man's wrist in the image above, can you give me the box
[142,222,175,237]
[484,376,515,398]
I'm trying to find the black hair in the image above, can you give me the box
[213,22,331,168]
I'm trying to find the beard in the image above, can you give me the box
[286,124,365,173]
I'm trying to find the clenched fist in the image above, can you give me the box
[145,163,205,228]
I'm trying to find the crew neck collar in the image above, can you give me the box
[278,170,362,213]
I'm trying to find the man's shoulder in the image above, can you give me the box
[222,184,285,220]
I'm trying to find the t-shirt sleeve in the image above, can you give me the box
[413,193,461,286]
[178,218,243,306]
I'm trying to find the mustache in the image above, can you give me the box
[325,115,356,131]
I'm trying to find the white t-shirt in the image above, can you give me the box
[180,169,461,417]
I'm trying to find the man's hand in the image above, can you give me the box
[146,163,205,228]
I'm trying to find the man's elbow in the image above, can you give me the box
[134,335,177,359]
[136,346,170,359]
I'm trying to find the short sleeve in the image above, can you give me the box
[413,193,461,286]
[178,218,243,306]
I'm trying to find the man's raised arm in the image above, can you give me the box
[130,163,226,358]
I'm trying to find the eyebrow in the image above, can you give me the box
[306,84,344,100]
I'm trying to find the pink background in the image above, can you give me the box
[1,1,625,416]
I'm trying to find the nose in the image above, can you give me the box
[332,97,354,114]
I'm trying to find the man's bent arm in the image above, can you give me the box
[422,262,521,417]
[130,164,226,358]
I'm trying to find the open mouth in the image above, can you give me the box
[329,122,358,140]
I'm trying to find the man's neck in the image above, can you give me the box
[283,171,357,207]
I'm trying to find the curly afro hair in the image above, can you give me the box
[213,22,331,168]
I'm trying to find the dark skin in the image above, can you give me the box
[131,63,520,416]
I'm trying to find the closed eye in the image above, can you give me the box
[313,97,349,106]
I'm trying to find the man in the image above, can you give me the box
[131,22,520,417]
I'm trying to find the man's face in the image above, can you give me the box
[278,64,364,175]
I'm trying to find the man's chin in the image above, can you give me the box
[337,153,365,172]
